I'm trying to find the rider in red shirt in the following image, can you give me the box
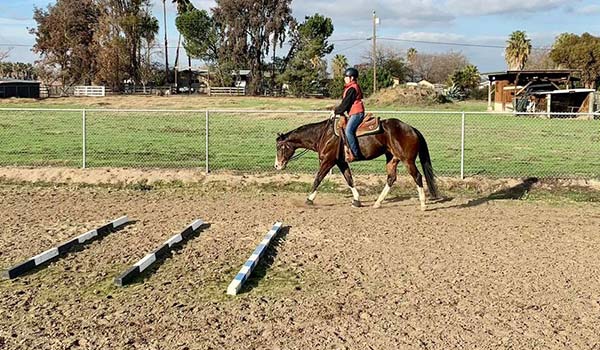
[334,67,365,162]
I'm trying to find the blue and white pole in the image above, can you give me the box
[227,222,283,296]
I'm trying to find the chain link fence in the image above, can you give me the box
[1,108,599,179]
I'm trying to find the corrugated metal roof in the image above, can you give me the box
[532,88,595,95]
[0,79,41,84]
[484,69,581,76]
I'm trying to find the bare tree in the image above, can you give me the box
[524,50,555,70]
[411,51,469,84]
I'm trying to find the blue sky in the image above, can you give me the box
[1,0,599,72]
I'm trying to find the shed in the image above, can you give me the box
[528,88,595,116]
[0,79,41,98]
[485,70,580,112]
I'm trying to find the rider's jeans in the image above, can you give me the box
[345,112,365,157]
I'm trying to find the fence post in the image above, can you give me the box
[205,110,209,174]
[460,111,465,180]
[82,109,87,169]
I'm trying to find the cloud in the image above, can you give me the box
[397,31,466,42]
[445,0,576,16]
[570,4,600,15]
[149,0,216,16]
[0,17,35,26]
[292,0,454,28]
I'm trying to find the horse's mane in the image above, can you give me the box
[277,119,330,142]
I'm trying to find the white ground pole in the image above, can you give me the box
[227,222,283,296]
[114,219,204,286]
[3,216,129,279]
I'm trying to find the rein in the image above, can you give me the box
[289,148,310,161]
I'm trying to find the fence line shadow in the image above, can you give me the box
[431,177,539,211]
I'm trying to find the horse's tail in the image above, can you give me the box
[414,127,439,199]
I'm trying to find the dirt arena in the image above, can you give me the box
[1,169,600,349]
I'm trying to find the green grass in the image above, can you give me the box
[1,108,599,178]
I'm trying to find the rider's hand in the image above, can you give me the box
[329,110,336,119]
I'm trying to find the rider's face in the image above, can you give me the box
[344,76,351,84]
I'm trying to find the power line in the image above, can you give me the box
[379,37,505,48]
[378,37,551,51]
[329,38,368,42]
[331,40,369,54]
[0,38,553,52]
[0,43,34,47]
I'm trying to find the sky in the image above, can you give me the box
[1,0,599,73]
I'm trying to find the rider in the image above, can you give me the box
[333,67,365,162]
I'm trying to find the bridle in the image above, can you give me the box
[289,148,309,161]
[279,118,333,163]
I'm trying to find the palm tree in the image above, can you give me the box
[331,54,348,79]
[406,47,417,65]
[406,48,418,81]
[505,31,531,70]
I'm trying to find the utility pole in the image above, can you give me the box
[163,0,169,84]
[372,10,378,93]
[272,34,276,95]
[174,34,181,91]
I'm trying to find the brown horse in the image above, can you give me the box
[275,117,439,209]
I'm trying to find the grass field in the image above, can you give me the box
[0,96,599,178]
[0,94,489,111]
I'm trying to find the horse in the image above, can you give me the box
[274,117,439,210]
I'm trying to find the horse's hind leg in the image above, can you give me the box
[337,160,361,207]
[373,154,398,208]
[405,159,426,211]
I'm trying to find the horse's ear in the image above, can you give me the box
[276,132,283,141]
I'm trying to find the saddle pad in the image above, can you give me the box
[334,113,383,137]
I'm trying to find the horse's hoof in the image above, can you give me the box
[373,203,381,209]
[420,205,427,211]
[305,199,314,206]
[352,200,362,208]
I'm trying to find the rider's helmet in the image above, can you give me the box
[344,67,359,80]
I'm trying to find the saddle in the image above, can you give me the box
[334,113,383,137]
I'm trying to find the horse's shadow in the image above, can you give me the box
[434,177,539,210]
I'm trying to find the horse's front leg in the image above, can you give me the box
[337,160,361,207]
[306,160,335,205]
[373,155,399,209]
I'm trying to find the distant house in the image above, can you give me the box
[174,65,209,93]
[0,79,41,98]
[485,70,595,114]
[232,69,251,88]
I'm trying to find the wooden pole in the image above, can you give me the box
[372,11,377,93]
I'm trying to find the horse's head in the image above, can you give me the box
[275,132,295,170]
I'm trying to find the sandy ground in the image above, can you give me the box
[2,166,599,192]
[1,170,600,349]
